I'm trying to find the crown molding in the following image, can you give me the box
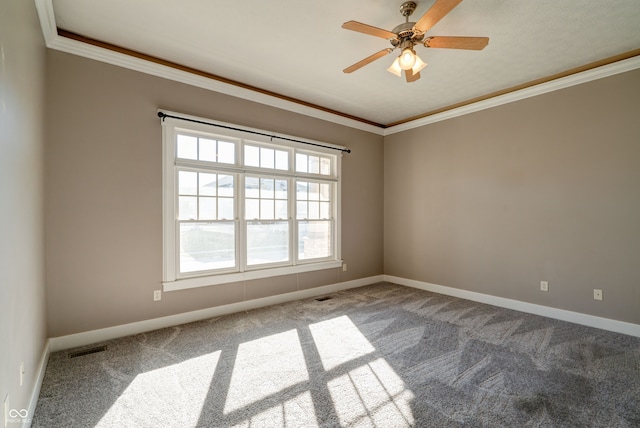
[36,0,640,137]
[34,0,385,136]
[383,54,640,135]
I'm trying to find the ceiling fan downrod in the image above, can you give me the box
[400,1,417,19]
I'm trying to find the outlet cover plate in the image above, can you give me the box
[594,289,603,301]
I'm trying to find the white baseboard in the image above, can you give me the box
[48,273,640,353]
[48,275,384,352]
[385,275,640,338]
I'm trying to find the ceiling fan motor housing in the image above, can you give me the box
[390,22,424,47]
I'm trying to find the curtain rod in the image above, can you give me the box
[157,112,351,154]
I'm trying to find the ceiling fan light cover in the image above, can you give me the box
[412,55,427,74]
[399,48,417,70]
[387,57,402,77]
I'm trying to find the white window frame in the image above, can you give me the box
[161,111,343,291]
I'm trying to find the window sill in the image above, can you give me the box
[163,260,342,292]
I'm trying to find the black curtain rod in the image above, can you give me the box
[157,112,351,154]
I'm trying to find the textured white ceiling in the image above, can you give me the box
[51,0,640,126]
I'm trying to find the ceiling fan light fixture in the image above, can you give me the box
[387,56,402,77]
[398,47,417,70]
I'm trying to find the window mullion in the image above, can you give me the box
[238,174,246,273]
[289,177,296,265]
[196,172,200,221]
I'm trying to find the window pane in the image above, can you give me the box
[179,171,197,195]
[178,196,197,220]
[296,153,308,173]
[199,197,216,220]
[177,135,197,160]
[260,147,275,169]
[247,221,289,266]
[275,200,288,219]
[199,173,217,196]
[218,141,235,164]
[309,182,320,200]
[296,181,307,200]
[298,221,331,260]
[245,176,259,198]
[320,183,331,201]
[218,175,234,197]
[245,199,259,219]
[180,222,235,273]
[275,179,288,199]
[297,201,307,219]
[308,201,320,219]
[245,145,259,167]
[320,202,331,219]
[261,199,274,220]
[218,197,234,219]
[275,150,288,170]
[321,157,331,175]
[260,178,274,198]
[309,156,320,174]
[199,138,217,162]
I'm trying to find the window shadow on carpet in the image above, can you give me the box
[33,282,640,427]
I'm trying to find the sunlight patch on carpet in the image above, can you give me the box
[224,329,309,414]
[328,358,415,427]
[96,351,220,427]
[309,315,375,371]
[234,391,318,427]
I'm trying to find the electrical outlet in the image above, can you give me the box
[153,290,162,301]
[19,362,24,387]
[540,281,549,292]
[594,289,603,301]
[342,263,347,272]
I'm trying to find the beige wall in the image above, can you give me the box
[0,0,48,417]
[45,51,384,337]
[40,29,640,338]
[385,69,640,324]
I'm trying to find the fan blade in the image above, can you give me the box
[342,21,397,40]
[425,36,489,50]
[414,0,463,33]
[405,69,421,83]
[343,48,393,73]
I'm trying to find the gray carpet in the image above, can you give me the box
[33,282,640,427]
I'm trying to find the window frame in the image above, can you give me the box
[161,112,342,292]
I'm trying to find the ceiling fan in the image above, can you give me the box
[342,0,489,82]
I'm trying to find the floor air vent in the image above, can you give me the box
[315,296,333,302]
[68,345,107,359]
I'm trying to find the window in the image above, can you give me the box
[162,113,342,291]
